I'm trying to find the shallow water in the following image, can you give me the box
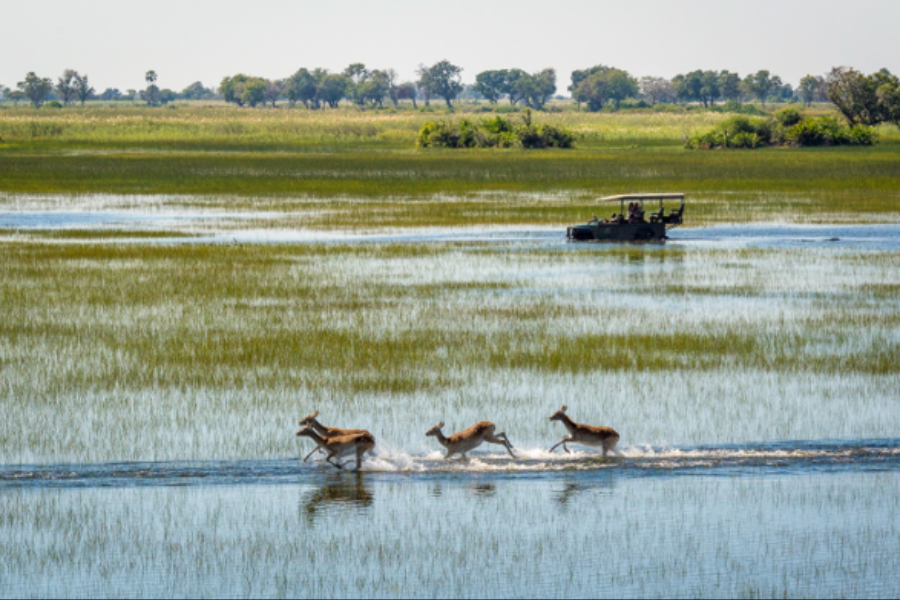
[2,208,900,251]
[2,206,899,597]
[1,446,899,598]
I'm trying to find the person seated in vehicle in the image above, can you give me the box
[635,203,646,222]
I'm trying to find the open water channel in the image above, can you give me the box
[1,206,899,598]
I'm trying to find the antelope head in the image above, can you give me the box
[299,410,320,427]
[296,425,316,438]
[549,406,568,422]
[425,422,445,437]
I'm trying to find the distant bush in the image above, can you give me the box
[417,110,574,149]
[775,106,802,127]
[710,100,767,116]
[44,100,63,109]
[686,111,876,149]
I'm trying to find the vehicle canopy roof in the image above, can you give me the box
[599,193,685,202]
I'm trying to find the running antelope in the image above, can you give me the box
[426,421,515,460]
[298,411,370,463]
[548,406,619,456]
[296,426,376,471]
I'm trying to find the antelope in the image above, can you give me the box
[296,426,375,471]
[298,411,370,463]
[548,406,619,456]
[425,421,515,460]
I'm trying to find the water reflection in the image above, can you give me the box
[300,473,374,523]
[554,474,616,509]
[469,483,496,499]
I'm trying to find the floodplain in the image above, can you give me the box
[1,105,899,598]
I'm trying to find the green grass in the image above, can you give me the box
[1,105,899,226]
[2,240,899,462]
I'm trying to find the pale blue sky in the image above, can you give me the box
[2,0,898,93]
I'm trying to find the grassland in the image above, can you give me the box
[1,104,899,463]
[1,240,897,462]
[1,104,899,226]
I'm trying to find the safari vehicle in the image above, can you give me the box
[566,193,685,242]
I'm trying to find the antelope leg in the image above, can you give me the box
[549,439,568,453]
[495,432,514,448]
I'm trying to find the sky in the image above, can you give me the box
[2,0,898,94]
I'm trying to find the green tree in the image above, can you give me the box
[8,90,25,106]
[474,70,508,104]
[875,72,900,129]
[383,69,400,107]
[360,70,389,108]
[517,69,556,109]
[143,70,160,106]
[415,64,432,107]
[158,89,177,104]
[74,73,94,106]
[422,60,463,108]
[17,72,53,108]
[99,88,122,101]
[181,82,214,100]
[743,70,775,106]
[639,76,676,105]
[572,67,637,111]
[241,78,268,107]
[56,69,78,105]
[569,65,609,94]
[396,81,418,109]
[504,69,529,105]
[672,71,702,104]
[799,75,819,106]
[284,68,319,108]
[220,74,250,106]
[698,70,720,107]
[719,71,742,102]
[826,67,883,125]
[264,79,284,107]
[672,70,720,106]
[343,63,368,106]
[317,74,348,108]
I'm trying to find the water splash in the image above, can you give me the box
[3,439,898,488]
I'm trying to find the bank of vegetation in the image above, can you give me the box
[417,110,574,149]
[3,61,899,128]
[686,108,877,149]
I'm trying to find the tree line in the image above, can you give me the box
[2,62,899,130]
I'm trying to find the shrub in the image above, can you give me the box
[417,121,461,148]
[687,111,876,149]
[713,100,767,116]
[44,100,63,109]
[416,112,574,149]
[776,106,802,127]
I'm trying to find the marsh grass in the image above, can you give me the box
[0,472,898,598]
[1,106,898,228]
[1,240,898,462]
[9,229,200,239]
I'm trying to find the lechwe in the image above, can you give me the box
[298,411,370,463]
[548,406,619,456]
[426,421,515,460]
[296,426,375,471]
